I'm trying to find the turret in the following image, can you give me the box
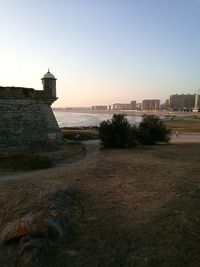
[41,69,57,99]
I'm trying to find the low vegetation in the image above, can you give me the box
[98,114,133,148]
[165,118,200,133]
[61,127,99,141]
[99,114,171,148]
[1,144,200,266]
[0,153,52,171]
[0,142,86,172]
[138,114,171,145]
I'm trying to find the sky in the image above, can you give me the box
[1,0,200,107]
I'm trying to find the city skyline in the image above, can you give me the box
[1,0,200,107]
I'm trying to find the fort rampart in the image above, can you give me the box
[0,71,62,149]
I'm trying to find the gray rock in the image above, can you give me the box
[0,210,67,245]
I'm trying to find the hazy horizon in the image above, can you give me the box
[1,0,200,107]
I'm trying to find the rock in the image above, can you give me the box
[0,187,81,266]
[19,238,45,255]
[45,209,69,239]
[0,210,67,245]
[20,235,31,245]
[19,238,50,267]
[0,216,30,245]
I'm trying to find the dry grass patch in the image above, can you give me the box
[165,118,200,133]
[61,128,99,140]
[1,144,200,266]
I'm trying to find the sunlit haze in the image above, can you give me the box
[1,0,200,107]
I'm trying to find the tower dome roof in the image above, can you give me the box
[42,69,56,79]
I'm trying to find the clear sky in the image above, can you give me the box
[1,0,200,107]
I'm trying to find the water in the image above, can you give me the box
[53,110,142,127]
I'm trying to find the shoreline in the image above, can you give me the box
[53,108,200,118]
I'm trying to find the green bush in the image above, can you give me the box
[128,125,139,147]
[138,115,171,145]
[99,114,171,148]
[99,114,137,148]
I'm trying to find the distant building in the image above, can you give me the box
[65,107,90,110]
[142,99,160,110]
[160,102,167,110]
[113,103,131,110]
[136,103,142,110]
[169,94,198,111]
[194,93,200,110]
[130,100,136,110]
[164,99,170,110]
[91,105,107,110]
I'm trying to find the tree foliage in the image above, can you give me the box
[138,115,171,145]
[99,114,134,148]
[99,114,171,148]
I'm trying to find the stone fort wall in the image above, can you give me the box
[0,87,61,149]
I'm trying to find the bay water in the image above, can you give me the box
[54,110,142,128]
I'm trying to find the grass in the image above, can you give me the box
[61,128,99,140]
[0,153,53,170]
[0,143,86,171]
[65,144,200,267]
[164,118,200,133]
[61,119,200,141]
[60,118,200,144]
[1,144,200,266]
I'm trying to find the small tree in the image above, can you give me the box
[99,114,132,148]
[138,115,171,145]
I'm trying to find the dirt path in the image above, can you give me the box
[0,140,100,182]
[170,133,200,143]
[1,134,200,182]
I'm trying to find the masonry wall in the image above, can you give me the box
[0,98,62,148]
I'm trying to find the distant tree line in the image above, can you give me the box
[98,114,171,148]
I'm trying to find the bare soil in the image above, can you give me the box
[1,142,200,266]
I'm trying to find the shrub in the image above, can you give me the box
[99,114,136,148]
[99,114,171,148]
[138,115,171,145]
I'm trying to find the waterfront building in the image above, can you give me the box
[113,103,132,110]
[169,94,198,111]
[91,105,107,110]
[136,103,142,110]
[130,100,136,110]
[142,99,160,110]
